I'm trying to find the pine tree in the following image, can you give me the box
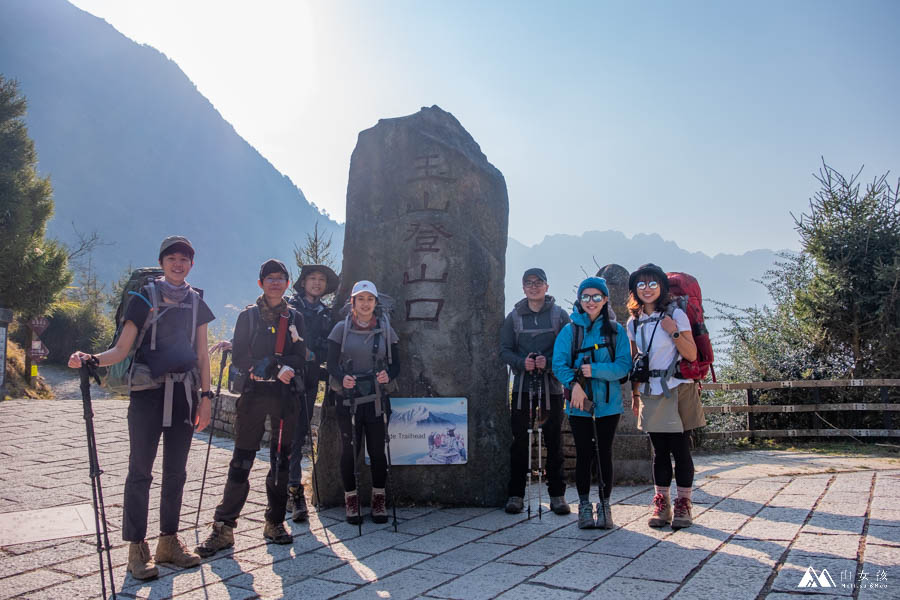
[293,220,336,270]
[0,75,71,380]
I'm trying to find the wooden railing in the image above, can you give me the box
[699,379,900,439]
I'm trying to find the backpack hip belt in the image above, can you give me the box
[162,370,198,427]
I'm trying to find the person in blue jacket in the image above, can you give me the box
[553,277,631,529]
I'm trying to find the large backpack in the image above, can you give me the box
[104,268,202,394]
[666,272,715,382]
[227,303,304,394]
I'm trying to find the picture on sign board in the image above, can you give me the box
[380,397,468,465]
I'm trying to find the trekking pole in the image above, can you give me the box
[301,375,321,510]
[377,360,399,532]
[196,349,229,527]
[525,354,535,519]
[590,413,608,529]
[79,357,117,600]
[536,364,544,521]
[343,359,362,537]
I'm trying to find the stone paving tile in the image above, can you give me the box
[312,528,414,561]
[395,509,471,536]
[771,556,857,596]
[339,567,456,600]
[278,577,355,600]
[0,569,73,600]
[395,525,486,554]
[0,539,93,578]
[494,583,584,600]
[581,575,679,599]
[51,542,131,576]
[861,542,900,570]
[418,541,513,575]
[714,542,791,576]
[479,519,573,546]
[868,508,900,528]
[866,524,900,547]
[531,550,630,591]
[21,573,121,600]
[674,563,772,600]
[791,533,861,559]
[581,523,664,558]
[497,535,592,566]
[230,533,327,565]
[658,525,730,551]
[426,562,542,600]
[780,475,831,496]
[767,595,848,600]
[737,515,804,541]
[617,546,711,583]
[455,508,530,531]
[316,548,430,584]
[802,513,867,535]
[693,507,752,533]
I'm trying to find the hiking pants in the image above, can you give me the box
[649,431,694,488]
[288,362,320,489]
[569,413,620,498]
[337,401,389,492]
[123,386,194,542]
[508,393,566,498]
[214,384,296,527]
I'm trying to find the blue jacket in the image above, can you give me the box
[552,311,631,418]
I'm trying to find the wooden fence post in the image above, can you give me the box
[881,386,892,430]
[747,388,755,442]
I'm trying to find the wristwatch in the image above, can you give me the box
[200,391,213,399]
[672,331,681,339]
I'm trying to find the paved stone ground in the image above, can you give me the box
[1,398,898,600]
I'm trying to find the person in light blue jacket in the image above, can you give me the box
[553,277,631,529]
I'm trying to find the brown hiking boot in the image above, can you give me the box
[195,521,234,558]
[127,541,159,580]
[672,497,693,530]
[289,485,308,523]
[155,533,201,568]
[345,491,362,525]
[648,493,672,528]
[263,521,293,544]
[371,488,388,524]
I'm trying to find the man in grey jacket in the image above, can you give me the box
[500,268,571,515]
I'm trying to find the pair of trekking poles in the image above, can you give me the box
[343,358,399,537]
[195,351,322,527]
[523,354,610,528]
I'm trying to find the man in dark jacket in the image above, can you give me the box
[286,264,339,522]
[500,268,571,515]
[196,259,307,557]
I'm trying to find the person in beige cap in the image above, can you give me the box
[68,235,214,580]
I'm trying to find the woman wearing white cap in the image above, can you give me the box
[326,280,400,524]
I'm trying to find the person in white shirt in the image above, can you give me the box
[626,263,705,530]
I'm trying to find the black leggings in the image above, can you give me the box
[569,414,620,498]
[336,401,389,491]
[649,431,694,488]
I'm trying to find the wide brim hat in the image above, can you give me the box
[294,264,339,295]
[628,263,669,293]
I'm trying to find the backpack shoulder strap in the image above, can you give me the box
[189,289,200,346]
[147,281,161,351]
[569,323,584,367]
[550,305,563,334]
[511,310,523,341]
[246,305,261,350]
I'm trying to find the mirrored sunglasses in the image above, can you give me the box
[636,281,659,290]
[580,293,606,303]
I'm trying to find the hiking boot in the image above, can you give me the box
[195,521,234,558]
[550,496,571,515]
[155,534,201,568]
[263,521,293,544]
[371,488,388,524]
[504,496,524,514]
[648,493,672,528]
[289,485,308,523]
[596,500,614,529]
[671,497,693,530]
[345,491,362,525]
[577,500,594,529]
[127,541,159,580]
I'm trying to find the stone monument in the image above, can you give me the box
[314,106,510,507]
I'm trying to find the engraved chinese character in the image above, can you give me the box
[403,263,449,284]
[404,223,453,253]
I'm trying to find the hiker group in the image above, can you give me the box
[67,235,714,582]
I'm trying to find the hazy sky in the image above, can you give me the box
[69,0,900,255]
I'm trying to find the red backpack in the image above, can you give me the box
[666,272,716,383]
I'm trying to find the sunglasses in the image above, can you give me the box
[263,276,288,284]
[580,293,606,304]
[636,281,659,290]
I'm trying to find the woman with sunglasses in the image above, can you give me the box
[626,263,704,530]
[552,277,631,529]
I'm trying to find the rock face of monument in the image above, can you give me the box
[314,106,510,506]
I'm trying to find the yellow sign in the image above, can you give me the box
[31,365,38,377]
